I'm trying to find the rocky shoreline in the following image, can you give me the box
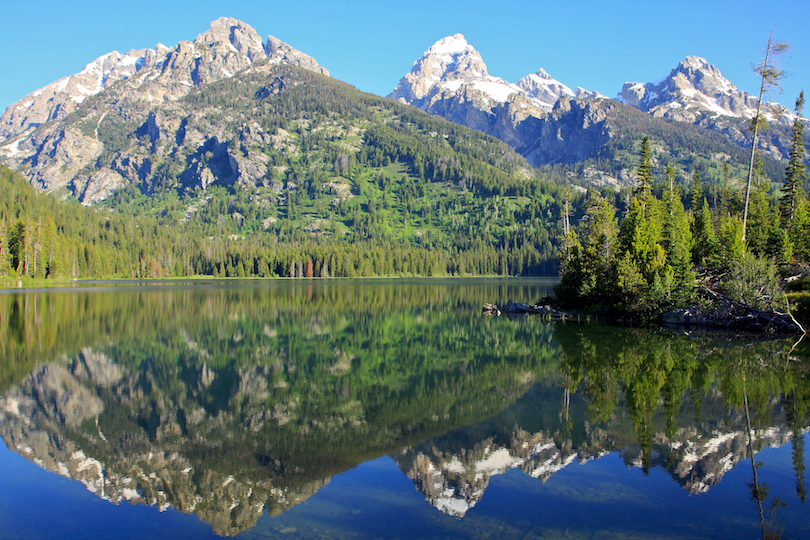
[484,293,805,336]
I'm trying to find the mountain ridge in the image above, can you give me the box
[0,17,327,143]
[0,18,804,209]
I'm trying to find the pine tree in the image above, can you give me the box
[790,199,810,262]
[620,144,663,285]
[747,155,773,257]
[662,165,694,289]
[0,217,9,275]
[690,168,702,214]
[636,136,654,199]
[573,192,618,303]
[781,91,807,227]
[692,200,720,266]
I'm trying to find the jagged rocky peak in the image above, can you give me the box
[194,17,267,62]
[423,33,488,78]
[264,35,329,76]
[0,17,328,142]
[517,68,575,108]
[615,55,789,123]
[389,33,493,104]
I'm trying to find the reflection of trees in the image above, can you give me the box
[0,281,554,392]
[556,324,810,487]
[3,284,810,534]
[397,324,808,520]
[0,282,561,535]
[786,385,809,505]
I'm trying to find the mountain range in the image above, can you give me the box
[0,17,804,206]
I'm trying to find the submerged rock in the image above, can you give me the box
[483,302,568,319]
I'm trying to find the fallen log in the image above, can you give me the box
[662,286,806,335]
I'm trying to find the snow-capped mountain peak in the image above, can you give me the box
[0,46,169,140]
[389,34,494,104]
[517,68,575,108]
[426,33,476,60]
[390,34,579,112]
[616,55,791,124]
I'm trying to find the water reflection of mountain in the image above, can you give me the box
[395,325,810,517]
[0,283,559,536]
[1,285,808,533]
[395,385,796,517]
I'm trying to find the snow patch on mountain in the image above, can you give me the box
[616,55,792,125]
[390,34,576,112]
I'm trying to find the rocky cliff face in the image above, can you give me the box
[615,56,802,162]
[517,68,577,107]
[0,17,326,143]
[0,47,170,142]
[0,17,328,204]
[392,44,803,174]
[518,96,615,166]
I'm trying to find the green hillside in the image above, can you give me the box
[1,66,573,280]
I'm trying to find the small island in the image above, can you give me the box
[489,129,810,336]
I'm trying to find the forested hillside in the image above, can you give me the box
[0,65,575,282]
[2,56,807,285]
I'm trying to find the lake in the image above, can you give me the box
[0,279,808,539]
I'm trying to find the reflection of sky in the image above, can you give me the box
[2,436,808,540]
[0,443,220,540]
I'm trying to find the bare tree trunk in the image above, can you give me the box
[743,30,789,243]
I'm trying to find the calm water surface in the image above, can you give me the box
[0,279,808,539]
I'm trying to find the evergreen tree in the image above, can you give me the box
[636,136,654,199]
[0,217,9,275]
[662,165,694,291]
[790,199,810,262]
[781,91,807,227]
[620,142,664,285]
[690,168,702,214]
[718,215,745,262]
[747,155,773,257]
[692,200,721,266]
[8,220,25,275]
[558,191,618,305]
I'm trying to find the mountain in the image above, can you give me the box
[388,34,578,157]
[0,47,169,141]
[0,17,330,204]
[390,34,575,111]
[617,55,791,124]
[390,40,804,185]
[0,284,557,534]
[0,17,326,143]
[0,19,571,280]
[616,55,801,164]
[398,416,794,517]
[0,19,804,220]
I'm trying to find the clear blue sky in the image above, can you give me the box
[1,0,808,113]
